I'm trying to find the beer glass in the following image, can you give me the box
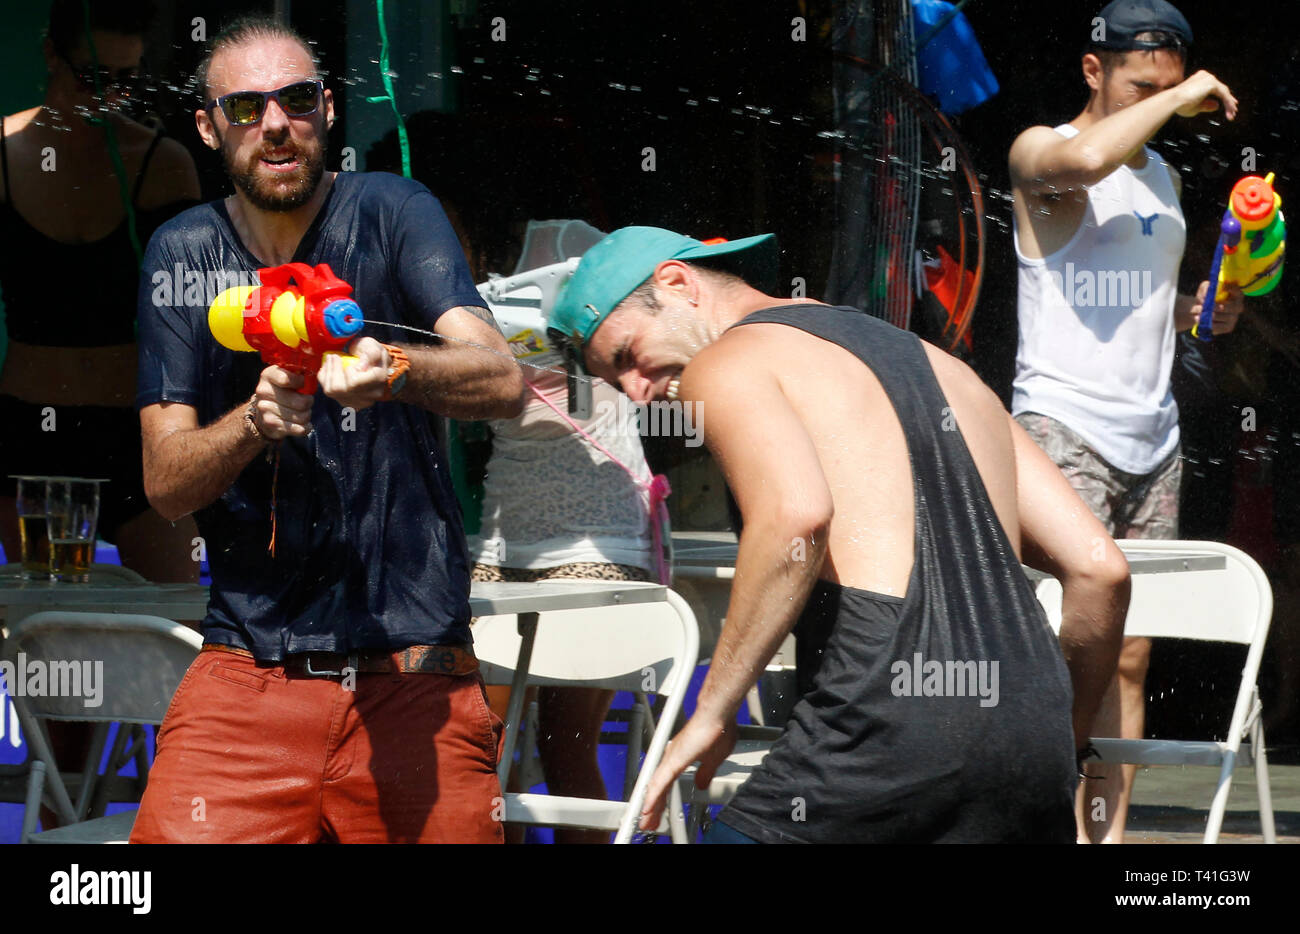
[46,478,102,583]
[13,476,52,580]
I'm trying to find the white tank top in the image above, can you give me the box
[1011,124,1185,474]
[469,371,656,572]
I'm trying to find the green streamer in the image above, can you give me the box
[365,0,412,178]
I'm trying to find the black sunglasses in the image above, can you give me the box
[205,79,323,127]
[60,52,140,95]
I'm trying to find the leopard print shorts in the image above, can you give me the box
[470,562,657,627]
[471,562,657,583]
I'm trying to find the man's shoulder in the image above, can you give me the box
[146,200,225,258]
[694,305,853,385]
[340,170,435,208]
[1009,124,1070,173]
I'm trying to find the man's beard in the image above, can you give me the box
[221,129,326,212]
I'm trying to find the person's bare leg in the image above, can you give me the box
[1078,674,1124,843]
[113,509,200,585]
[1105,634,1152,843]
[537,686,615,844]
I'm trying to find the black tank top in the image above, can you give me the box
[718,305,1077,843]
[0,116,193,346]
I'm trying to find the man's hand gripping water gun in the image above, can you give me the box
[207,263,410,553]
[209,263,410,438]
[1193,173,1286,342]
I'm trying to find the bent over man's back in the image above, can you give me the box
[549,226,1129,843]
[693,305,1077,842]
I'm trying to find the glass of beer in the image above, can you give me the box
[46,478,102,583]
[13,476,53,581]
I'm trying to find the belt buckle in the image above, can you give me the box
[302,651,360,678]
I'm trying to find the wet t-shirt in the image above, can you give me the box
[136,172,485,661]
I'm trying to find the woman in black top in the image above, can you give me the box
[0,0,201,582]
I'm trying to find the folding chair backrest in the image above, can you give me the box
[473,592,700,842]
[1033,540,1270,647]
[1,612,203,724]
[475,601,695,698]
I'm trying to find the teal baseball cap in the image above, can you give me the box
[550,226,779,346]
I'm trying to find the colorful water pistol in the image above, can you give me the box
[208,262,364,393]
[1194,173,1286,342]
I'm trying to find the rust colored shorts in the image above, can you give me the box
[130,648,504,843]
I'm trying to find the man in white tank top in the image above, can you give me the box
[1009,0,1245,843]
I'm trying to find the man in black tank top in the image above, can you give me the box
[551,227,1130,843]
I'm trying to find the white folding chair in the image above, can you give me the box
[473,590,699,843]
[1034,539,1276,844]
[2,612,202,843]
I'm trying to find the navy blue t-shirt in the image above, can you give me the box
[136,172,486,660]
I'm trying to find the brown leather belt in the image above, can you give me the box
[202,642,479,677]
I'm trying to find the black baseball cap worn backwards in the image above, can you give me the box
[1092,0,1193,52]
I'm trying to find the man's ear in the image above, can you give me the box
[324,87,336,130]
[1082,53,1105,94]
[195,107,220,150]
[652,259,693,298]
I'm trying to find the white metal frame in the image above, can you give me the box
[474,590,699,843]
[1034,539,1275,844]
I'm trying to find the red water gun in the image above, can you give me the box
[208,262,365,394]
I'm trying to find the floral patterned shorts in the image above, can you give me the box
[1015,412,1181,540]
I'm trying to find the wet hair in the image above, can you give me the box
[194,14,319,101]
[1087,30,1188,75]
[47,0,157,59]
[626,279,663,314]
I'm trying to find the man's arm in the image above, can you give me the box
[318,307,524,419]
[1009,70,1237,196]
[1009,413,1130,749]
[400,305,525,420]
[638,344,834,830]
[140,367,313,522]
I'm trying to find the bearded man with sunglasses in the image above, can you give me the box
[131,16,524,843]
